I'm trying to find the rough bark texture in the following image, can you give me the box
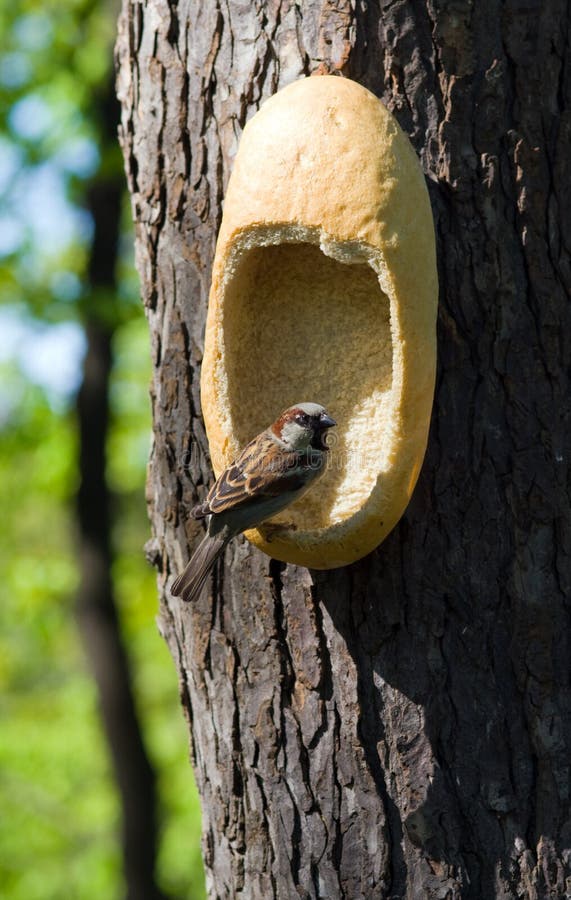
[116,2,571,898]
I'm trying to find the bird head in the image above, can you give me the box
[271,402,336,452]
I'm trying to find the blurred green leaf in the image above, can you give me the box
[0,0,206,896]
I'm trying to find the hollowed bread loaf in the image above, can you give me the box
[200,75,437,569]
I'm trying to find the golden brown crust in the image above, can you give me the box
[199,75,437,569]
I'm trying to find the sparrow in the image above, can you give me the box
[171,402,336,603]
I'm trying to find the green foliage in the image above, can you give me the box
[0,0,136,325]
[0,321,206,900]
[0,371,119,900]
[0,1,206,897]
[110,318,206,898]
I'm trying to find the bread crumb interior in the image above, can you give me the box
[221,240,394,531]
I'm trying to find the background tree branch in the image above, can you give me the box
[75,77,167,900]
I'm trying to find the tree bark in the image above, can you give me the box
[116,1,571,897]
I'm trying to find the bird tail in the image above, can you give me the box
[171,529,230,603]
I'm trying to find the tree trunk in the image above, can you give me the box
[76,80,166,900]
[116,1,571,897]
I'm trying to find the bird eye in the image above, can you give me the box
[295,412,309,426]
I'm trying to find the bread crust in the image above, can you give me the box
[200,75,437,569]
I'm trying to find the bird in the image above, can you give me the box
[171,402,336,603]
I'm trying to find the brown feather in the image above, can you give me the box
[201,431,307,517]
[270,406,305,439]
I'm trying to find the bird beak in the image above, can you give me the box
[319,413,337,429]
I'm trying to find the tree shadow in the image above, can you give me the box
[311,438,570,899]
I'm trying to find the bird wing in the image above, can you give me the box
[199,432,307,517]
